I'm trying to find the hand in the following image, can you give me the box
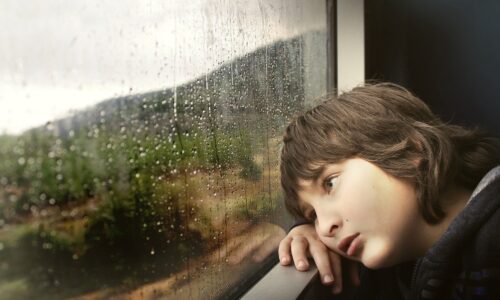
[278,224,360,294]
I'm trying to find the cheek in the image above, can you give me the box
[382,185,420,235]
[339,182,381,221]
[365,178,417,231]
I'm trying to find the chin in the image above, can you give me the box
[361,256,387,269]
[360,239,400,270]
[360,248,395,269]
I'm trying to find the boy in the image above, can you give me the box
[278,83,500,299]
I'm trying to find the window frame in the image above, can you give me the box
[239,0,365,298]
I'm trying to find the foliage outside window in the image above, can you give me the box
[0,0,327,299]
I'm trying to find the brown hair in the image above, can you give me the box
[280,83,500,224]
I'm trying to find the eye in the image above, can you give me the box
[324,176,339,193]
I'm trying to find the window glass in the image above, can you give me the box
[0,0,327,298]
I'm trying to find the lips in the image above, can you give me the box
[337,232,360,255]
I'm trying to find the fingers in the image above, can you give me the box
[290,236,310,271]
[277,224,351,295]
[329,252,343,294]
[280,225,314,267]
[278,236,293,265]
[308,242,335,286]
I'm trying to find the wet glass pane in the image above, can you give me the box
[0,0,327,299]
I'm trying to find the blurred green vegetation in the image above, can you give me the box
[231,194,279,222]
[0,122,261,298]
[0,98,283,299]
[0,123,259,215]
[0,34,307,299]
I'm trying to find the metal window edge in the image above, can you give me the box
[240,262,318,300]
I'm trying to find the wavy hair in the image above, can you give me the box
[280,83,500,224]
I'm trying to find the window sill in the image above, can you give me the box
[241,262,318,300]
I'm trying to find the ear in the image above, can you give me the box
[413,157,423,169]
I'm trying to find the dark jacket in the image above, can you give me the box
[354,165,500,300]
[409,165,500,299]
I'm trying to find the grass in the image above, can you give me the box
[0,278,29,300]
[0,121,285,299]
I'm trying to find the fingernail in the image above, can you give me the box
[281,257,289,264]
[298,260,307,269]
[323,274,334,283]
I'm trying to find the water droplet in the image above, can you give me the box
[9,195,17,203]
[42,242,53,249]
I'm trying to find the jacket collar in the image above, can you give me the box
[470,165,500,201]
[410,165,500,299]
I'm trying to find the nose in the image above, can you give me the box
[316,213,342,237]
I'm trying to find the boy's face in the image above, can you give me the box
[297,158,423,269]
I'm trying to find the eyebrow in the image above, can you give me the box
[296,168,327,191]
[313,164,337,185]
[310,165,327,183]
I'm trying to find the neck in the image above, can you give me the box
[416,185,472,256]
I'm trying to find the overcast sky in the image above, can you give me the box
[0,0,325,134]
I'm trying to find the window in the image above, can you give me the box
[0,0,327,298]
